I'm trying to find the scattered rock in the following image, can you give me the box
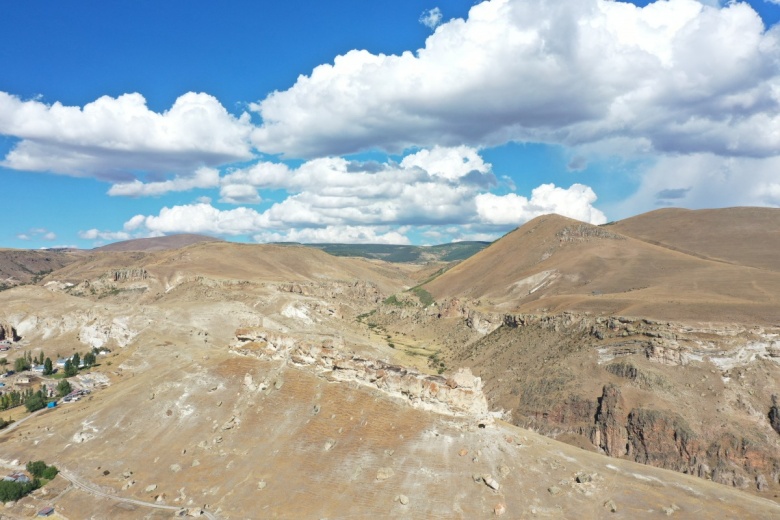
[604,499,618,513]
[257,480,267,490]
[274,379,284,390]
[498,465,510,478]
[662,504,680,516]
[483,474,500,491]
[472,473,483,483]
[548,486,562,496]
[170,464,182,473]
[145,484,158,492]
[756,474,769,491]
[324,439,336,451]
[494,503,506,516]
[575,472,592,484]
[191,460,200,467]
[376,467,394,481]
[459,448,469,457]
[397,494,409,505]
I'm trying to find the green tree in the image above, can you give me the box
[42,465,58,480]
[63,359,77,378]
[71,353,81,369]
[14,357,29,372]
[24,392,45,413]
[43,358,53,376]
[57,379,72,397]
[83,352,96,368]
[26,461,47,478]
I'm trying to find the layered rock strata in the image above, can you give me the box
[232,327,490,419]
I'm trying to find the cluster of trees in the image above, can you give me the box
[0,478,39,503]
[3,348,100,378]
[0,388,35,411]
[0,460,58,502]
[24,390,48,413]
[57,380,71,397]
[26,460,58,480]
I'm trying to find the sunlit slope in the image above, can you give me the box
[423,213,780,324]
[612,207,780,272]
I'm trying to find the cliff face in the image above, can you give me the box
[232,327,491,420]
[0,323,20,342]
[427,307,780,495]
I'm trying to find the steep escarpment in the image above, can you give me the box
[436,310,780,494]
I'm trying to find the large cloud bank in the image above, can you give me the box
[252,0,780,158]
[121,146,606,243]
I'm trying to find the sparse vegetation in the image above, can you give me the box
[428,351,447,374]
[356,310,376,322]
[411,287,435,307]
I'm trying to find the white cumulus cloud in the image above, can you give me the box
[475,184,607,225]
[119,146,605,242]
[108,167,220,197]
[419,7,443,29]
[251,0,780,160]
[253,225,411,244]
[0,92,253,179]
[78,229,131,241]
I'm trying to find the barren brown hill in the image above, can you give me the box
[0,248,83,289]
[422,213,780,325]
[612,207,780,272]
[44,241,418,303]
[94,233,223,252]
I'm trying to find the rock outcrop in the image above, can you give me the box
[432,309,780,493]
[770,396,780,436]
[112,268,148,282]
[0,323,20,342]
[232,327,490,419]
[592,384,627,457]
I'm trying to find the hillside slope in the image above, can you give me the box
[612,207,780,272]
[422,213,780,325]
[94,233,223,252]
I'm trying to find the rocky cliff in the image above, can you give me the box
[425,308,780,494]
[0,323,20,342]
[232,327,491,420]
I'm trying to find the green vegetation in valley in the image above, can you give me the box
[283,241,490,263]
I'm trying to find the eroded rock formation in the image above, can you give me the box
[0,323,19,342]
[232,327,490,419]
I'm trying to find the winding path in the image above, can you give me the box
[57,469,218,520]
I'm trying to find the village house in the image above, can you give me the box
[3,472,30,483]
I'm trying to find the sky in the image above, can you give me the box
[2,0,780,249]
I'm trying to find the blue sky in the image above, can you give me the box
[2,0,780,248]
